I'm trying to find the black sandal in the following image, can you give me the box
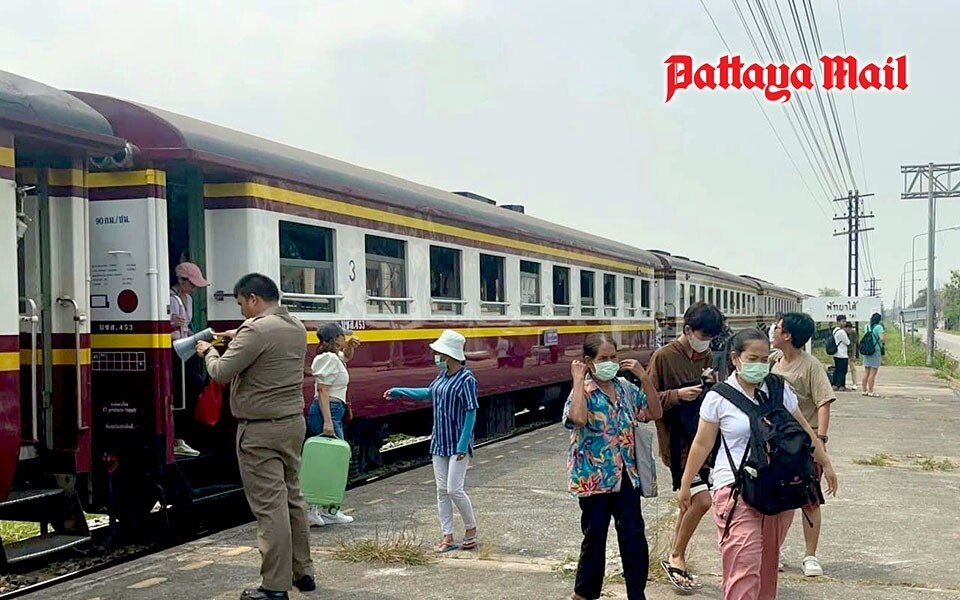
[660,560,700,593]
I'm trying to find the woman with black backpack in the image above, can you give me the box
[677,329,838,600]
[860,312,885,397]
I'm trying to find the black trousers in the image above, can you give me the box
[832,357,849,387]
[172,354,206,442]
[575,472,648,600]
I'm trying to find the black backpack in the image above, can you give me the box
[713,375,820,542]
[824,329,838,356]
[858,329,877,355]
[710,327,731,352]
[667,377,720,489]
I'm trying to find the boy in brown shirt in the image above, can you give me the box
[648,302,724,591]
[770,312,836,578]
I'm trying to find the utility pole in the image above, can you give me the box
[833,190,875,296]
[901,162,960,366]
[866,277,881,298]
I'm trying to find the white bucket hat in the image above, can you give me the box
[429,329,466,362]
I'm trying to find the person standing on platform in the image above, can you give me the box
[384,330,481,553]
[844,321,859,390]
[197,273,315,600]
[649,302,724,592]
[770,312,835,578]
[306,322,360,526]
[563,333,662,600]
[860,313,885,397]
[831,315,852,392]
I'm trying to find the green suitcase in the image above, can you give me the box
[301,436,352,507]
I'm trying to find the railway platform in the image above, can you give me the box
[44,367,959,599]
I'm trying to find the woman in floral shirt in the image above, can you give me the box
[563,333,662,600]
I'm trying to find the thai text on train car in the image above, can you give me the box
[663,54,907,103]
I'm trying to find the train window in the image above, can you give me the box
[603,274,617,317]
[365,235,408,315]
[430,245,463,315]
[640,279,651,313]
[520,260,542,316]
[708,287,714,305]
[624,277,636,317]
[580,270,596,316]
[679,283,686,312]
[278,221,337,312]
[480,253,507,315]
[699,285,706,302]
[722,289,728,311]
[553,266,572,316]
[689,284,696,309]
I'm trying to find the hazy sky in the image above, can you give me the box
[4,0,959,309]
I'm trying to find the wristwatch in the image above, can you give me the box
[817,434,829,444]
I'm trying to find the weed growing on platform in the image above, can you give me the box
[853,453,894,467]
[0,521,40,544]
[332,530,434,566]
[914,456,958,471]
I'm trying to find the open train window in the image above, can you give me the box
[679,283,686,312]
[708,287,714,305]
[603,274,617,317]
[689,284,696,309]
[279,221,336,312]
[624,277,636,317]
[430,245,463,315]
[520,260,542,316]
[722,289,728,311]
[365,235,409,315]
[640,279,651,317]
[553,266,572,316]
[699,285,706,302]
[580,270,596,316]
[480,254,507,316]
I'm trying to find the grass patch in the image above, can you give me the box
[853,453,894,467]
[332,530,434,566]
[914,456,958,471]
[0,521,40,543]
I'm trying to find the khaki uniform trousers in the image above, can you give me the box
[237,416,314,591]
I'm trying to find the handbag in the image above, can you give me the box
[633,419,658,498]
[194,380,223,427]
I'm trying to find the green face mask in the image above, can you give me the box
[593,361,620,382]
[435,355,444,368]
[738,361,769,384]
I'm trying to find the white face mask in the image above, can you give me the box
[688,334,710,353]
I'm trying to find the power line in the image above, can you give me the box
[698,0,829,217]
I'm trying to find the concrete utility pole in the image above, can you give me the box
[901,162,960,366]
[833,190,875,296]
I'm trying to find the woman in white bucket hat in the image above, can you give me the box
[384,329,479,553]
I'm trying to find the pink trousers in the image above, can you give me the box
[711,485,795,600]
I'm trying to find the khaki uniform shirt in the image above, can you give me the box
[204,305,307,421]
[771,350,835,431]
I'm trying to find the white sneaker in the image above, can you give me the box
[802,555,823,577]
[307,506,325,527]
[173,439,200,457]
[778,552,785,572]
[321,508,354,524]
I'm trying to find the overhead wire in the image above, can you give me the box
[698,0,829,218]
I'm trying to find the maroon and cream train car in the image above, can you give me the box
[0,71,129,565]
[742,275,805,328]
[650,250,764,341]
[69,92,659,493]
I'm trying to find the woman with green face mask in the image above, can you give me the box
[677,329,838,600]
[383,330,480,553]
[563,333,662,600]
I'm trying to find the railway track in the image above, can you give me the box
[0,406,561,599]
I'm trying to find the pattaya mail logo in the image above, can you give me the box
[664,55,907,103]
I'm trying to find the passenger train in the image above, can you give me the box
[0,70,804,566]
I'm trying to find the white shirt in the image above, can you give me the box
[170,289,193,341]
[699,373,800,490]
[833,327,851,359]
[768,323,776,344]
[311,350,349,403]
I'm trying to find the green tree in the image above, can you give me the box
[818,287,842,297]
[943,270,960,330]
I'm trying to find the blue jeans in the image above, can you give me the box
[307,398,345,440]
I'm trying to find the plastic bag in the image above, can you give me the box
[194,380,223,427]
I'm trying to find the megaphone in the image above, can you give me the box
[173,328,215,362]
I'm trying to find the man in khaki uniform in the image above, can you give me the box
[770,312,836,579]
[197,273,314,600]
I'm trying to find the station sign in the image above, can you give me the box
[802,296,882,322]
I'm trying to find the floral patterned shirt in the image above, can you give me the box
[562,376,648,497]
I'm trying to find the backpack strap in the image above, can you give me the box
[712,382,761,545]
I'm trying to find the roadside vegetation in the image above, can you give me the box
[811,326,959,381]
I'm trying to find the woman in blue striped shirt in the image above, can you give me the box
[384,329,479,553]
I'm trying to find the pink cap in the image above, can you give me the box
[175,262,209,288]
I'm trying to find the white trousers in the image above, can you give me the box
[432,454,477,535]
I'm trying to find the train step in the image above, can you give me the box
[2,532,90,564]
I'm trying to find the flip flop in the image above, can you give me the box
[435,539,459,553]
[460,535,478,550]
[660,560,699,593]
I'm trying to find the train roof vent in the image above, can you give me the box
[706,264,719,269]
[452,191,496,205]
[648,249,671,255]
[674,255,690,261]
[691,260,707,266]
[501,204,525,214]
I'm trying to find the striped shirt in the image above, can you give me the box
[428,367,480,457]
